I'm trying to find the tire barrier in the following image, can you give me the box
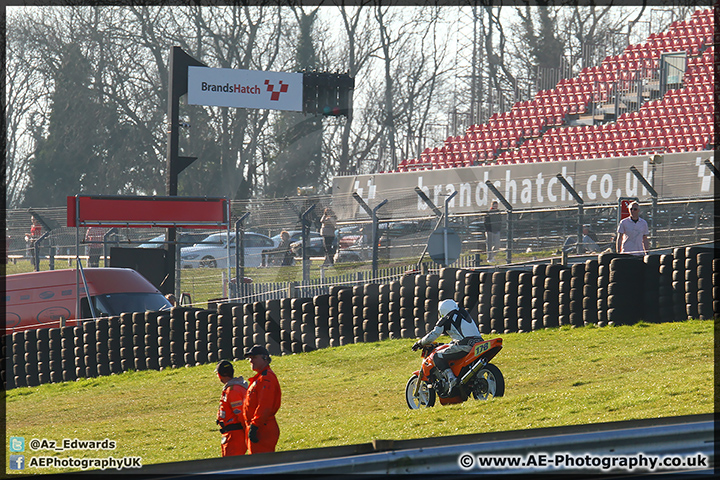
[4,249,717,390]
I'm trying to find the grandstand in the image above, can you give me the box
[396,8,714,172]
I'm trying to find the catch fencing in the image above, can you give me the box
[3,246,716,390]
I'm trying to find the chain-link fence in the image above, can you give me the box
[5,195,713,306]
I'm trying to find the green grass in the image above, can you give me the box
[4,319,714,474]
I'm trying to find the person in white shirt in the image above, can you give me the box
[616,201,650,256]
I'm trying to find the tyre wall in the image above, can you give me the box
[3,251,716,390]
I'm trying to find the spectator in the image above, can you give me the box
[320,207,337,266]
[165,294,177,306]
[215,360,248,456]
[243,345,281,454]
[25,215,43,265]
[484,200,501,262]
[562,224,600,254]
[582,225,600,253]
[263,231,294,266]
[85,226,105,267]
[616,201,649,256]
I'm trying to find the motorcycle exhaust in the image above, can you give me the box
[460,357,487,385]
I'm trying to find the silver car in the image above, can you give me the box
[180,232,274,268]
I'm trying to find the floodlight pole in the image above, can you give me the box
[485,181,514,264]
[630,165,658,248]
[556,174,585,254]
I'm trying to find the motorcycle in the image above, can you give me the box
[405,338,504,409]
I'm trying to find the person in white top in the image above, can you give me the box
[616,201,650,256]
[413,299,483,395]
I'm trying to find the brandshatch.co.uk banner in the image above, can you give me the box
[187,66,303,112]
[331,151,715,221]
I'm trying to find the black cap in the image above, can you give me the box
[244,345,270,358]
[215,360,234,377]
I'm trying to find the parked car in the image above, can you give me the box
[180,231,275,268]
[269,230,321,247]
[290,234,328,257]
[138,232,207,249]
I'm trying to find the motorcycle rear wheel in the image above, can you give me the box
[405,374,436,409]
[471,363,505,400]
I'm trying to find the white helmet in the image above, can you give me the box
[438,299,459,318]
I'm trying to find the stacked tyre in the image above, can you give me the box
[144,312,160,370]
[48,327,62,383]
[301,299,315,352]
[597,253,623,326]
[713,254,720,319]
[607,257,645,325]
[95,318,111,376]
[399,275,415,339]
[490,271,504,333]
[424,274,440,335]
[463,271,481,319]
[516,272,533,332]
[314,295,330,349]
[583,259,599,325]
[388,281,401,339]
[61,325,76,382]
[696,251,713,320]
[477,272,492,333]
[531,265,546,330]
[672,247,687,321]
[25,330,39,386]
[658,254,675,323]
[643,255,661,323]
[412,276,426,339]
[503,270,520,333]
[684,247,701,320]
[378,284,390,341]
[569,263,585,327]
[12,332,26,388]
[543,265,562,329]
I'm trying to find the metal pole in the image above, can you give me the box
[630,165,658,250]
[371,199,389,278]
[75,196,81,321]
[413,187,443,269]
[352,193,388,279]
[443,191,458,266]
[484,181,513,264]
[556,174,585,255]
[301,205,316,283]
[103,228,117,267]
[235,212,250,300]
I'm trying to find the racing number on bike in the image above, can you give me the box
[474,341,489,356]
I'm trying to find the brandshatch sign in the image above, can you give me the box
[187,66,303,112]
[332,151,715,220]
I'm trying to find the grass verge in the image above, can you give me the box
[4,319,714,474]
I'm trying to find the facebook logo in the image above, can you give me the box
[9,436,25,452]
[9,455,25,470]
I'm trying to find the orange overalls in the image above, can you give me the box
[217,378,248,456]
[243,367,281,454]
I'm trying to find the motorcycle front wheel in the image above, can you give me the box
[471,363,505,400]
[405,374,436,409]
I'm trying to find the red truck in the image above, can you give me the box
[5,268,173,331]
